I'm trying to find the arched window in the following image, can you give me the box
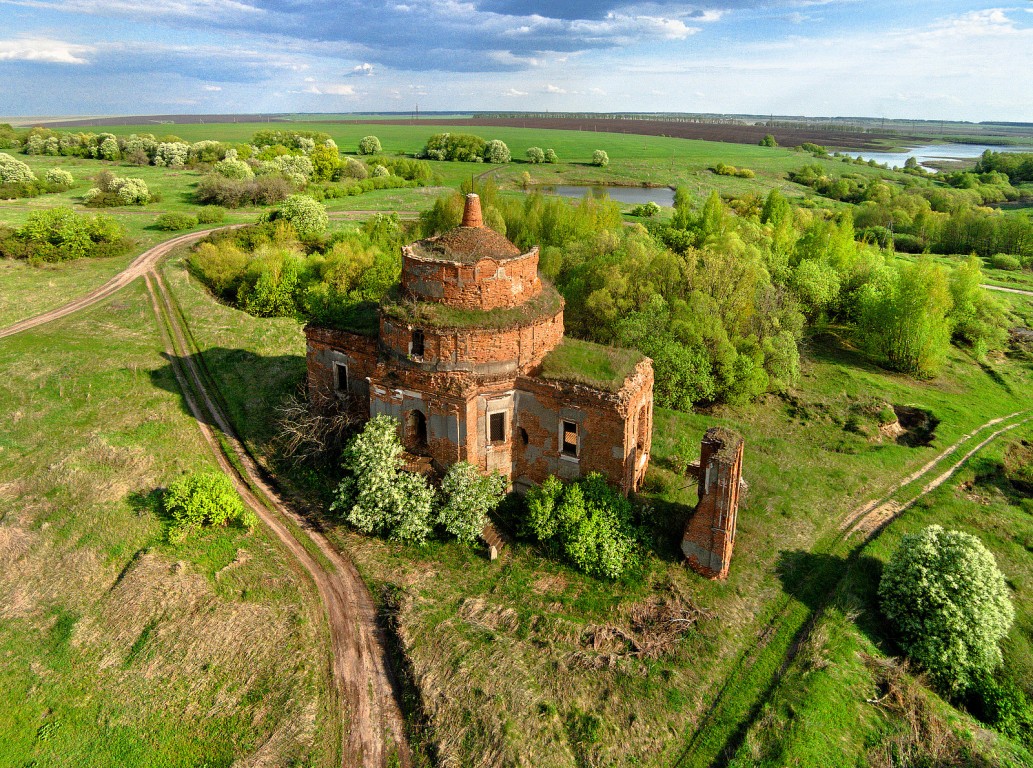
[407,409,428,448]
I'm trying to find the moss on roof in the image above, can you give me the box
[381,281,563,331]
[407,224,523,265]
[539,337,645,393]
[316,301,380,337]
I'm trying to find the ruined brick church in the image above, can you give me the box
[305,194,655,494]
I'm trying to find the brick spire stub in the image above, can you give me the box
[461,193,483,228]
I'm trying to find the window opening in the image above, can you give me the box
[562,420,579,457]
[637,404,648,450]
[489,412,506,443]
[411,329,425,358]
[519,427,529,446]
[408,409,428,448]
[334,362,348,393]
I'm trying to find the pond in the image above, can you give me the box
[534,185,675,207]
[846,143,1033,172]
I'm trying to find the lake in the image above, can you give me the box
[847,144,1033,172]
[536,185,675,207]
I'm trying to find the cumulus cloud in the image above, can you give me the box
[504,87,528,96]
[0,36,94,63]
[544,83,565,93]
[351,62,374,75]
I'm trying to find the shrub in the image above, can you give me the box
[526,147,545,164]
[0,152,36,184]
[358,135,382,155]
[422,132,486,162]
[195,206,226,224]
[276,195,328,238]
[12,207,128,262]
[340,157,369,180]
[331,415,434,544]
[154,212,198,231]
[760,134,778,147]
[630,201,661,218]
[525,473,636,579]
[44,168,73,187]
[713,162,755,178]
[195,174,292,207]
[990,252,1021,271]
[272,154,314,180]
[879,524,1014,693]
[484,139,511,164]
[437,462,506,544]
[214,158,254,180]
[591,149,609,167]
[153,141,189,168]
[544,148,558,163]
[371,164,389,178]
[163,471,256,543]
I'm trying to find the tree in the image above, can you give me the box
[526,147,545,164]
[163,471,256,543]
[309,141,342,181]
[358,135,382,155]
[484,139,511,164]
[880,525,1014,693]
[44,168,74,187]
[214,158,254,180]
[759,134,778,147]
[437,461,506,544]
[591,149,609,167]
[277,194,328,238]
[331,415,434,544]
[544,148,558,163]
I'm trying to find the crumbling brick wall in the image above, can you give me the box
[682,427,744,580]
[401,248,542,310]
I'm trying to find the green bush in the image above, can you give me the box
[544,148,558,163]
[990,252,1021,271]
[196,206,226,224]
[484,139,511,164]
[358,135,382,155]
[44,168,73,187]
[0,152,36,184]
[591,149,609,167]
[423,132,486,162]
[437,461,506,544]
[4,207,128,263]
[525,473,637,579]
[760,134,778,147]
[970,673,1033,744]
[275,194,328,238]
[630,202,661,218]
[332,415,434,544]
[879,524,1015,693]
[163,471,256,543]
[526,147,545,164]
[154,212,198,231]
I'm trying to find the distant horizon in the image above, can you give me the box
[4,110,1033,128]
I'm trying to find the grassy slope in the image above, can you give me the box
[161,239,1033,765]
[0,281,333,767]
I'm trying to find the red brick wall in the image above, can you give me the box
[378,310,563,375]
[304,325,378,417]
[401,248,542,311]
[682,428,744,580]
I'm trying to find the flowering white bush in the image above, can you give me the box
[98,136,120,161]
[591,149,609,167]
[371,164,389,178]
[44,168,74,187]
[113,177,151,205]
[0,153,37,184]
[214,158,254,180]
[273,154,314,179]
[544,148,558,163]
[296,136,315,155]
[277,194,328,238]
[332,415,434,544]
[437,462,505,544]
[358,135,381,155]
[154,142,189,168]
[526,147,545,164]
[880,525,1015,693]
[484,139,511,164]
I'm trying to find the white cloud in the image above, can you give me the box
[0,36,93,64]
[305,83,356,96]
[352,62,374,75]
[503,87,528,96]
[202,84,221,91]
[544,83,565,93]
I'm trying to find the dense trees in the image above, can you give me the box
[0,207,128,262]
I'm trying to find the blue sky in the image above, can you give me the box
[0,0,1031,120]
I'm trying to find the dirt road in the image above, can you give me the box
[0,228,222,340]
[983,283,1033,297]
[0,230,412,766]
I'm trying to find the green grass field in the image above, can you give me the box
[0,281,335,767]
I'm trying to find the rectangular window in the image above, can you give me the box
[411,329,425,358]
[489,412,506,443]
[562,420,578,457]
[334,362,348,393]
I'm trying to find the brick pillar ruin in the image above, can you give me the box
[682,427,744,580]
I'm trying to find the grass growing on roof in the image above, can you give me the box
[539,337,644,392]
[381,280,563,330]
